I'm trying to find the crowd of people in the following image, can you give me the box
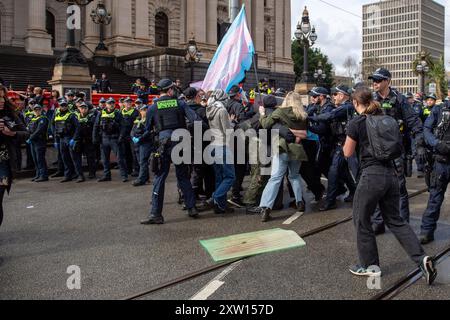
[1,65,449,284]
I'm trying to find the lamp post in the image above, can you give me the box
[313,61,326,86]
[55,0,94,65]
[294,6,317,83]
[90,0,112,52]
[416,52,430,94]
[185,37,203,84]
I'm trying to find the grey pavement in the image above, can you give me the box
[0,170,449,300]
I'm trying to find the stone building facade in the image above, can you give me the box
[0,0,295,89]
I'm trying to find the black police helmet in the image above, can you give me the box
[158,79,174,91]
[183,87,198,100]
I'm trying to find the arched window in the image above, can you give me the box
[155,12,169,47]
[46,10,56,48]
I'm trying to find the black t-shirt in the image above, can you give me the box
[347,115,392,170]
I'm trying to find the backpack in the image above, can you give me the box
[365,115,403,161]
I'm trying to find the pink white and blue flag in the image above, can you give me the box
[201,5,255,92]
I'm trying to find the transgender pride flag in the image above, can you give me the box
[201,5,255,92]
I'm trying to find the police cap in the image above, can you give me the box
[368,68,392,81]
[183,87,198,100]
[124,97,133,103]
[308,87,329,97]
[331,85,350,96]
[263,95,278,109]
[32,104,43,110]
[158,79,174,91]
[99,97,107,103]
[106,98,116,104]
[59,99,68,106]
[425,93,437,101]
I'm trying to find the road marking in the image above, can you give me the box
[283,212,304,225]
[408,189,419,193]
[190,261,242,300]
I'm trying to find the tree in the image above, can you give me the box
[291,40,334,89]
[362,52,380,85]
[427,55,447,100]
[343,56,358,82]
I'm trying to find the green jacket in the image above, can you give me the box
[260,107,308,162]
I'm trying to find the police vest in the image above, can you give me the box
[133,118,146,138]
[122,108,136,118]
[155,98,185,132]
[77,112,95,139]
[423,106,433,118]
[435,105,450,144]
[28,116,47,140]
[330,102,353,144]
[54,110,74,137]
[100,110,120,135]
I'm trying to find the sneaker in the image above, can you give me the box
[196,199,214,212]
[76,176,86,183]
[228,197,246,208]
[349,265,382,277]
[344,193,354,203]
[296,201,306,213]
[246,206,263,215]
[140,216,164,225]
[188,207,200,218]
[420,256,437,286]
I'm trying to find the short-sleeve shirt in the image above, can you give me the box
[346,115,392,170]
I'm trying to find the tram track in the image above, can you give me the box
[122,188,430,300]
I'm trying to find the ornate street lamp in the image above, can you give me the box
[185,37,203,83]
[416,51,430,94]
[313,61,327,86]
[90,0,112,52]
[56,0,94,65]
[295,7,318,83]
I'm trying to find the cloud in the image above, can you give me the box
[291,0,449,76]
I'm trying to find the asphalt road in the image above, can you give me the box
[0,170,449,300]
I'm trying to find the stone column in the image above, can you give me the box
[11,0,27,47]
[274,0,284,58]
[24,0,53,55]
[252,0,264,53]
[82,0,100,57]
[206,0,218,45]
[243,0,252,29]
[135,0,151,44]
[186,0,207,43]
[284,0,292,60]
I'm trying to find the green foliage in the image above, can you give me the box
[291,40,334,89]
[427,56,448,100]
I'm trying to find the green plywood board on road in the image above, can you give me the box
[200,228,306,262]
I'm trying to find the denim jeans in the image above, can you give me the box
[260,153,303,209]
[212,146,235,210]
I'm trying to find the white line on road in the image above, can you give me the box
[190,261,242,300]
[283,212,304,225]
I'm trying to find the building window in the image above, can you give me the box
[155,12,169,47]
[46,10,56,48]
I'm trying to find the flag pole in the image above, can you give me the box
[252,55,263,106]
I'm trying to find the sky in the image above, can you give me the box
[290,0,450,76]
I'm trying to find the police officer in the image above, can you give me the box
[66,91,77,112]
[93,98,128,182]
[26,104,49,182]
[131,100,153,187]
[140,79,199,225]
[73,102,98,180]
[420,99,450,244]
[97,97,107,111]
[52,98,80,183]
[308,87,336,179]
[369,68,425,234]
[121,97,140,178]
[310,85,356,211]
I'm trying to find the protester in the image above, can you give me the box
[0,85,30,228]
[99,73,112,93]
[343,86,437,285]
[258,92,308,222]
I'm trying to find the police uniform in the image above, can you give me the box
[73,103,98,180]
[66,91,77,113]
[27,105,49,182]
[52,102,80,182]
[131,101,153,186]
[23,100,37,170]
[310,85,356,211]
[420,101,450,244]
[93,98,128,182]
[140,79,199,224]
[369,68,425,229]
[120,97,140,177]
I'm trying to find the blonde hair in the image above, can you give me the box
[279,91,308,120]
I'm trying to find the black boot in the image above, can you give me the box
[261,208,272,223]
[50,172,64,178]
[372,223,386,236]
[188,207,200,218]
[319,202,337,212]
[296,201,306,213]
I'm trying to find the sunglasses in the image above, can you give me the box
[372,79,385,84]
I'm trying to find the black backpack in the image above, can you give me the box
[365,115,403,161]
